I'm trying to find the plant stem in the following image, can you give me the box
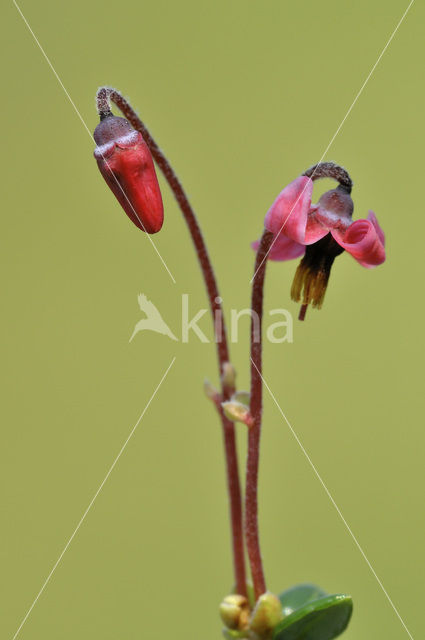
[246,229,274,600]
[302,162,352,193]
[95,87,247,596]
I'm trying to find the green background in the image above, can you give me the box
[2,1,423,638]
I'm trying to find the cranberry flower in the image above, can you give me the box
[253,163,385,319]
[93,114,163,234]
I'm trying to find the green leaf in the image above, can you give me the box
[272,594,353,640]
[278,583,328,616]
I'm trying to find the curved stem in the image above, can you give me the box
[246,229,274,600]
[95,87,246,596]
[302,162,352,194]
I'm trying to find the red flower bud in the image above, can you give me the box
[93,116,164,234]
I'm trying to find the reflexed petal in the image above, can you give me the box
[252,233,305,261]
[367,210,385,245]
[264,176,313,244]
[331,216,386,268]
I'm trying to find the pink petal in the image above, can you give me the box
[304,206,331,244]
[367,210,385,245]
[251,234,305,262]
[331,215,386,268]
[264,176,314,245]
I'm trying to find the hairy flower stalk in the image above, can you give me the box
[246,229,274,600]
[95,87,247,596]
[303,161,353,191]
[91,82,378,639]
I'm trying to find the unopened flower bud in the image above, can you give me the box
[204,378,220,403]
[249,592,283,636]
[93,115,164,234]
[222,401,253,427]
[219,594,250,631]
[232,391,250,406]
[221,362,237,390]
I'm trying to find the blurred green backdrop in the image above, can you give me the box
[1,1,423,638]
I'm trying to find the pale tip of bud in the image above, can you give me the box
[221,362,237,389]
[232,391,250,406]
[219,594,250,631]
[204,378,220,402]
[221,401,253,427]
[249,592,283,636]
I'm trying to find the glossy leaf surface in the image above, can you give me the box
[273,594,353,640]
[278,583,328,616]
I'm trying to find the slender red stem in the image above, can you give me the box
[246,229,274,600]
[95,87,247,596]
[299,303,308,321]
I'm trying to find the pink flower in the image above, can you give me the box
[93,115,164,234]
[262,175,385,267]
[253,169,386,319]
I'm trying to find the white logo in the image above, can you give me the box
[129,294,178,342]
[130,293,294,344]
